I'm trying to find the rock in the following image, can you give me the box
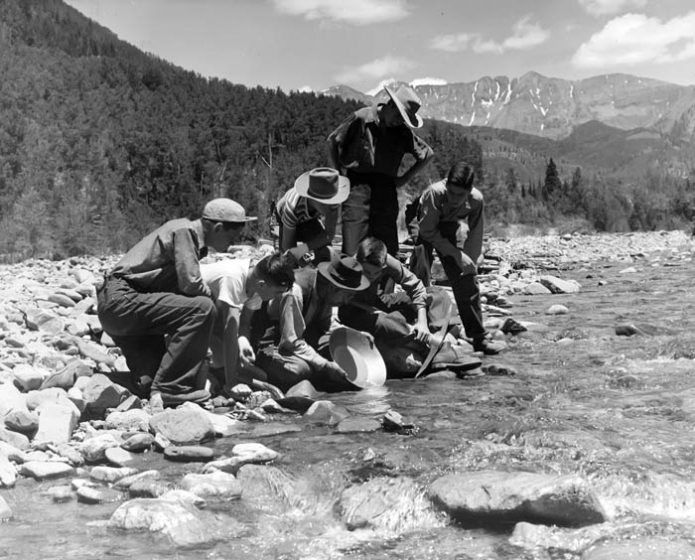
[114,469,160,490]
[0,428,30,450]
[228,383,252,401]
[20,461,75,480]
[275,396,315,413]
[54,443,84,466]
[33,403,79,444]
[74,338,114,366]
[127,478,169,499]
[79,433,121,462]
[582,538,695,560]
[77,486,123,504]
[546,304,569,315]
[339,476,439,532]
[0,382,29,417]
[303,400,348,425]
[25,388,80,418]
[203,442,278,474]
[0,496,11,522]
[160,489,207,509]
[335,417,382,433]
[4,409,39,435]
[285,380,320,399]
[0,441,27,463]
[90,465,138,484]
[105,409,150,432]
[180,471,242,500]
[539,275,581,294]
[108,498,220,546]
[149,407,215,445]
[24,308,64,335]
[40,359,91,390]
[104,447,135,467]
[82,374,130,418]
[113,395,142,412]
[47,293,76,308]
[46,485,73,503]
[163,446,215,462]
[245,390,273,409]
[11,364,46,392]
[0,456,17,487]
[121,433,154,453]
[428,471,606,527]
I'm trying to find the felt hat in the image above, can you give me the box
[294,167,350,205]
[329,327,387,389]
[317,256,370,291]
[384,85,424,129]
[202,198,257,223]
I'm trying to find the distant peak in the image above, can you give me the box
[366,78,399,97]
[410,77,448,88]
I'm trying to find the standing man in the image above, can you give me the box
[416,162,503,355]
[328,85,434,256]
[97,199,256,410]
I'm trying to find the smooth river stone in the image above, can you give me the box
[164,446,215,462]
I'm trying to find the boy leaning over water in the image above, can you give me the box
[200,252,295,395]
[97,198,256,411]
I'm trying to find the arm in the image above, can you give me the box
[279,225,297,251]
[387,255,430,337]
[394,135,434,188]
[327,113,360,172]
[218,303,241,390]
[237,305,256,368]
[172,229,212,297]
[417,188,459,259]
[462,190,485,264]
[323,205,339,241]
[277,290,332,370]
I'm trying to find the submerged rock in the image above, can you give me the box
[428,470,606,527]
[149,406,215,445]
[582,537,695,559]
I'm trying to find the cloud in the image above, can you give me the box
[335,56,415,84]
[572,12,695,67]
[272,0,409,25]
[578,0,646,17]
[410,77,448,87]
[430,16,549,54]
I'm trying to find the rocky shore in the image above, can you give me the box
[0,230,693,558]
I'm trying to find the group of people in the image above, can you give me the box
[97,85,503,409]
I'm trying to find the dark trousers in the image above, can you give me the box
[97,276,216,394]
[418,223,486,340]
[342,172,399,256]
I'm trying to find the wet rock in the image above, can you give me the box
[4,409,39,435]
[0,456,17,487]
[34,403,79,444]
[20,461,75,480]
[79,433,121,462]
[286,380,320,399]
[481,364,518,376]
[46,485,74,503]
[105,409,150,432]
[180,471,242,500]
[338,476,440,532]
[108,497,219,546]
[160,489,207,509]
[203,442,278,474]
[164,445,214,462]
[104,447,135,467]
[428,471,606,527]
[121,433,154,452]
[127,478,168,499]
[303,400,348,425]
[382,410,419,435]
[114,469,160,491]
[77,486,123,505]
[234,464,292,513]
[90,465,138,484]
[582,538,695,560]
[335,417,382,433]
[539,275,581,294]
[0,496,11,522]
[275,396,315,413]
[546,304,569,315]
[82,374,129,419]
[149,407,215,445]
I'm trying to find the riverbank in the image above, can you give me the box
[0,230,694,559]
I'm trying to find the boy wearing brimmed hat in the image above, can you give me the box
[275,167,349,264]
[97,198,257,411]
[328,85,434,256]
[249,256,370,392]
[415,162,504,355]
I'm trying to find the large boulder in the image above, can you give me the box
[82,374,130,419]
[33,403,80,444]
[428,471,606,527]
[149,407,215,445]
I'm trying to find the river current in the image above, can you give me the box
[2,246,695,559]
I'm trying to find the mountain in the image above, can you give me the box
[323,72,695,143]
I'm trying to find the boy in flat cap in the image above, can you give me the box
[97,198,256,410]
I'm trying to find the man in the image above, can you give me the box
[250,256,370,392]
[97,199,256,410]
[200,252,295,395]
[416,162,503,355]
[328,85,434,256]
[275,167,349,265]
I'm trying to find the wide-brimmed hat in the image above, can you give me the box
[295,167,350,205]
[384,85,424,129]
[329,327,387,389]
[317,256,370,291]
[202,198,257,223]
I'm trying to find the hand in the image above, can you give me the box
[454,251,477,275]
[237,336,256,367]
[412,319,431,344]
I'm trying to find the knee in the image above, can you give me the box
[191,296,217,324]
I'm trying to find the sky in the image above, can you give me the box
[63,0,695,93]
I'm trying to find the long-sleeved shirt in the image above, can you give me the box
[327,105,433,177]
[275,186,338,249]
[354,254,427,310]
[110,218,211,297]
[417,180,485,262]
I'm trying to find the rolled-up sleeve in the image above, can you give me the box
[277,288,329,369]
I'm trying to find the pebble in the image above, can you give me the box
[164,446,215,463]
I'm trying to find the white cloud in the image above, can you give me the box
[572,12,695,67]
[335,56,415,84]
[410,77,448,87]
[430,16,549,54]
[578,0,646,17]
[272,0,409,25]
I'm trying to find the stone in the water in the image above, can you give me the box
[90,465,138,484]
[303,400,348,425]
[20,461,75,480]
[149,407,215,445]
[335,417,382,433]
[46,485,73,503]
[180,471,242,500]
[121,433,154,452]
[583,537,695,560]
[0,456,17,488]
[77,486,123,504]
[545,304,569,315]
[0,496,11,522]
[104,447,136,467]
[164,445,215,462]
[79,433,121,462]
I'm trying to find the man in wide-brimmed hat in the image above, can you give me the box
[247,255,370,392]
[328,84,434,256]
[274,167,349,264]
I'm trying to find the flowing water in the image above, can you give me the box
[3,251,695,559]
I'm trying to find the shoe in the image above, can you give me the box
[159,389,212,407]
[429,341,482,372]
[472,338,505,355]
